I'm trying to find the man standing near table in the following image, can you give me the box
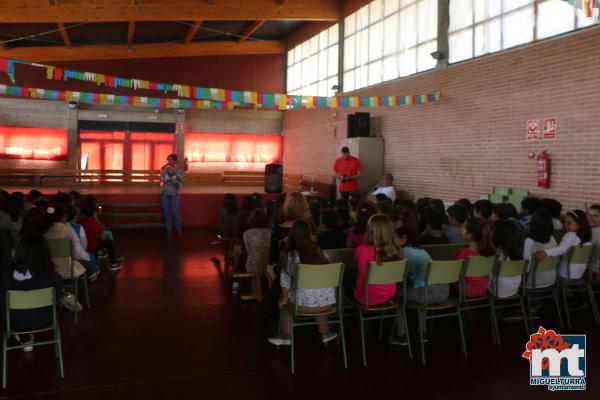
[333,146,362,200]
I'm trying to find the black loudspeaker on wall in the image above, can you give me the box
[347,112,370,138]
[264,164,283,193]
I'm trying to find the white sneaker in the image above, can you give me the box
[268,335,291,346]
[321,331,338,344]
[60,293,83,312]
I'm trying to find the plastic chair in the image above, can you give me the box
[457,256,497,345]
[278,262,347,374]
[3,288,64,388]
[324,248,357,270]
[46,238,90,324]
[421,243,469,261]
[511,188,529,197]
[587,245,600,324]
[355,260,411,366]
[489,259,529,345]
[560,245,595,328]
[525,256,563,331]
[489,194,505,203]
[414,260,467,365]
[507,195,524,212]
[492,187,511,196]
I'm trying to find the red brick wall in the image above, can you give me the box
[283,26,600,210]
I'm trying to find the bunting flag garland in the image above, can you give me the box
[0,83,440,111]
[562,0,600,21]
[0,56,440,110]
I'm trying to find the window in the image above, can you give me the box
[449,0,596,64]
[344,0,437,92]
[286,24,339,97]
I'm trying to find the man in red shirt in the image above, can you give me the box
[333,146,362,199]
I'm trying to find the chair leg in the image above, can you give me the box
[74,280,79,324]
[402,307,413,360]
[290,324,295,375]
[526,295,535,332]
[2,334,7,389]
[55,327,64,378]
[520,299,530,340]
[83,276,91,309]
[457,311,468,358]
[553,289,564,328]
[489,303,500,346]
[359,313,367,367]
[587,283,600,325]
[417,311,426,366]
[378,313,384,340]
[561,286,572,329]
[339,320,348,369]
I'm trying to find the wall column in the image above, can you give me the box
[66,103,79,169]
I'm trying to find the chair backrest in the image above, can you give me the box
[366,260,407,285]
[507,195,524,212]
[493,187,511,196]
[533,256,561,273]
[324,248,357,270]
[6,288,54,310]
[46,238,73,259]
[422,243,469,261]
[489,194,505,203]
[426,260,463,284]
[568,245,594,265]
[552,229,566,243]
[463,256,496,277]
[496,259,527,277]
[511,188,529,197]
[296,263,343,289]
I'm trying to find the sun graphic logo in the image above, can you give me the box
[522,327,586,391]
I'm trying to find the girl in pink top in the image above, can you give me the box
[354,214,404,306]
[346,201,377,248]
[454,217,495,298]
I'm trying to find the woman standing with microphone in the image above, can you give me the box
[160,154,183,237]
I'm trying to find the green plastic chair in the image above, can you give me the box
[355,260,410,366]
[511,188,529,197]
[507,195,525,211]
[3,288,64,388]
[587,245,600,324]
[560,245,595,328]
[278,262,347,374]
[457,256,497,344]
[492,187,511,196]
[414,260,467,365]
[489,194,505,203]
[46,238,90,324]
[489,259,529,345]
[421,243,469,261]
[324,248,357,270]
[525,256,563,331]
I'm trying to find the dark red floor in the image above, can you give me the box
[2,229,599,399]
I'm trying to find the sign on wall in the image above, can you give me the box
[543,118,557,140]
[527,120,540,141]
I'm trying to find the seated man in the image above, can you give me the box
[368,173,396,202]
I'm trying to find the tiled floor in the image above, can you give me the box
[3,229,598,399]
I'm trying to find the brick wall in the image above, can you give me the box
[282,26,600,210]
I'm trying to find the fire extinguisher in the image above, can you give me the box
[184,156,189,172]
[537,151,551,188]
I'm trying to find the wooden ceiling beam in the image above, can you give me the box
[57,22,72,48]
[2,40,286,62]
[237,20,265,43]
[127,21,136,46]
[0,0,340,22]
[183,20,203,44]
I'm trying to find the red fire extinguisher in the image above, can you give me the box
[537,151,551,188]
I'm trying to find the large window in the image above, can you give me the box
[286,24,339,96]
[449,0,596,64]
[343,0,438,92]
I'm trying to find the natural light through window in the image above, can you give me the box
[286,24,339,97]
[343,0,438,92]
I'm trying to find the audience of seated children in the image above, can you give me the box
[534,209,592,280]
[270,192,309,264]
[346,202,377,248]
[454,217,495,297]
[589,204,600,277]
[391,227,449,344]
[354,214,404,307]
[232,210,251,271]
[268,219,338,346]
[78,202,121,271]
[517,197,541,236]
[444,203,468,243]
[419,208,450,245]
[540,198,564,230]
[2,232,62,351]
[430,199,449,225]
[523,209,558,289]
[473,199,493,227]
[25,190,44,210]
[219,193,239,238]
[317,209,347,250]
[242,208,271,273]
[488,219,523,298]
[456,198,474,217]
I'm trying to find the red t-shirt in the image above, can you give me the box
[454,248,489,298]
[333,155,363,193]
[78,216,103,252]
[354,245,397,306]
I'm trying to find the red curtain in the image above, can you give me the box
[0,126,67,161]
[184,133,282,164]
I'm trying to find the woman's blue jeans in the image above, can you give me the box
[161,193,181,233]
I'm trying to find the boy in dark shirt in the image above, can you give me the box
[419,208,450,245]
[318,209,347,250]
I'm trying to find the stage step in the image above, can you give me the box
[99,201,163,229]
